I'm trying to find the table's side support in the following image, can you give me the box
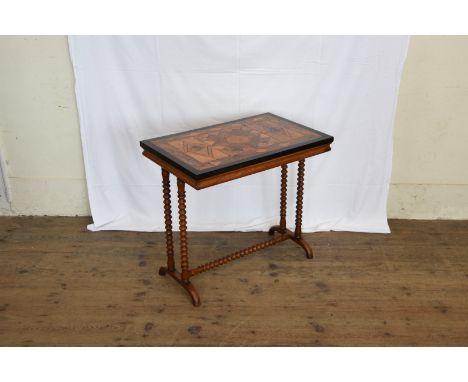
[161,169,175,272]
[159,175,200,307]
[269,159,313,258]
[177,179,190,281]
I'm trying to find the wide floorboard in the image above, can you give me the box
[0,217,467,346]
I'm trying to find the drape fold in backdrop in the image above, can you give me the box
[68,36,409,233]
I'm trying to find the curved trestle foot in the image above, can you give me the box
[267,226,314,259]
[158,266,201,306]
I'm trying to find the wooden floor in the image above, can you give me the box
[0,217,467,346]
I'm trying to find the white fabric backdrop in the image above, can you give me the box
[68,36,409,233]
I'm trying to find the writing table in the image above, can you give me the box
[140,113,334,306]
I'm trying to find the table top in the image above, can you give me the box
[141,113,333,185]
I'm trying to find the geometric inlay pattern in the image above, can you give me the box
[148,113,323,172]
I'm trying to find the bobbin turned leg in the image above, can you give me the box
[292,160,313,259]
[158,169,175,275]
[269,164,288,236]
[175,179,200,306]
[177,179,190,280]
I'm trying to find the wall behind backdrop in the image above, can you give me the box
[0,36,467,220]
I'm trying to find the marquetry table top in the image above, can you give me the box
[140,113,333,185]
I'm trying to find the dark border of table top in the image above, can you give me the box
[140,112,334,180]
